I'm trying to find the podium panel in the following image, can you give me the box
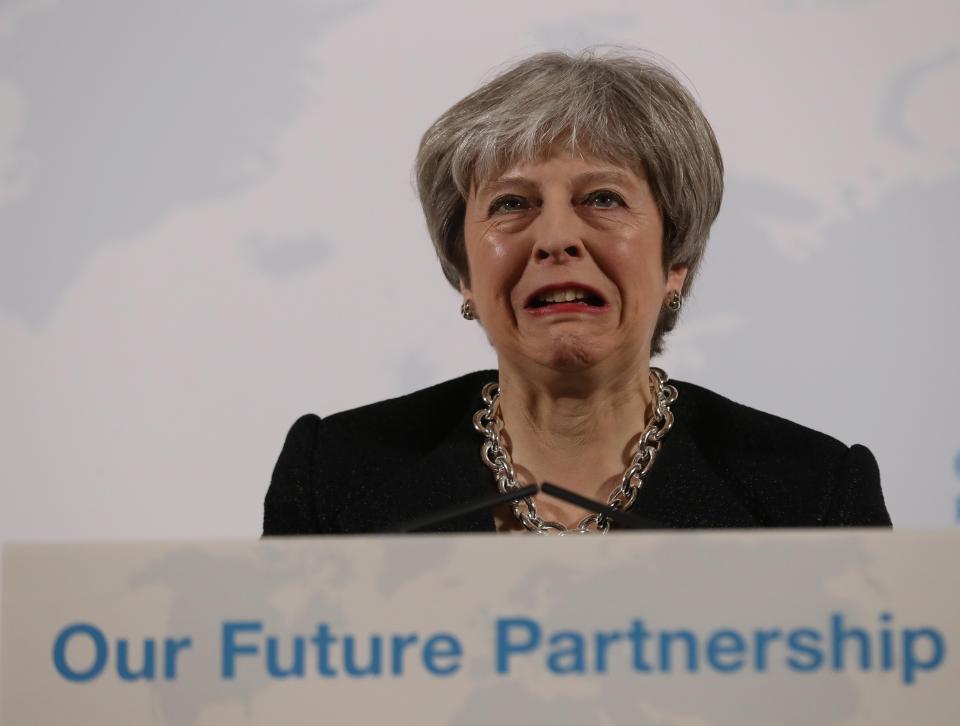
[2,531,958,725]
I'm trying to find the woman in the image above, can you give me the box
[263,49,891,535]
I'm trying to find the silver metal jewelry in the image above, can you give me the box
[666,291,683,313]
[472,367,677,535]
[460,300,476,320]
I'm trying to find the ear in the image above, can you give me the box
[666,264,689,296]
[459,278,472,298]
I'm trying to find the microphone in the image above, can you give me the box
[393,483,540,533]
[540,482,667,530]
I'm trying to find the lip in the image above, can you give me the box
[525,301,610,317]
[523,281,610,317]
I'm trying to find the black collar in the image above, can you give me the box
[385,373,759,533]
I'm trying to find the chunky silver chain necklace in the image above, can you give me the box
[472,367,677,535]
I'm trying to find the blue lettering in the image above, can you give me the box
[116,638,155,681]
[496,617,541,674]
[343,635,382,677]
[547,631,585,675]
[706,629,745,673]
[903,628,945,685]
[266,635,305,678]
[53,623,108,682]
[390,634,418,675]
[831,613,871,670]
[753,629,782,671]
[594,631,624,673]
[311,624,338,677]
[628,619,654,672]
[659,629,698,673]
[422,634,462,676]
[786,628,823,671]
[163,637,192,680]
[879,613,895,671]
[221,621,262,679]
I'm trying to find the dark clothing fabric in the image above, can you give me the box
[263,370,892,535]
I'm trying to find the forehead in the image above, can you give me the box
[472,152,646,197]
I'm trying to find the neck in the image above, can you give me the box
[496,359,653,501]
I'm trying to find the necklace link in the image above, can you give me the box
[474,368,677,535]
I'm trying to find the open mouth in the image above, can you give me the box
[525,284,607,310]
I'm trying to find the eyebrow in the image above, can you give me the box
[573,170,637,188]
[476,170,638,198]
[476,176,537,199]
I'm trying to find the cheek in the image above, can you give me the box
[611,234,660,268]
[469,231,527,298]
[606,239,666,306]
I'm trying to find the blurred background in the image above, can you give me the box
[1,0,958,542]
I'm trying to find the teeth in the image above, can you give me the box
[538,288,589,304]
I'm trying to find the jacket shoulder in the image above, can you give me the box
[263,371,497,535]
[319,370,496,452]
[673,379,847,456]
[670,380,889,526]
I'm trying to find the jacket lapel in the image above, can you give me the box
[383,376,499,533]
[383,374,759,533]
[635,382,760,528]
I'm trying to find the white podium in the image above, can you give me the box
[2,530,958,725]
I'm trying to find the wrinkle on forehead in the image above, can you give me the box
[461,134,649,201]
[476,168,642,201]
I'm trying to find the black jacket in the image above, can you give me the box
[263,370,891,534]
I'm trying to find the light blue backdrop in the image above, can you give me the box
[1,0,958,540]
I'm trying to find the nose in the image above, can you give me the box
[531,202,586,264]
[534,242,582,262]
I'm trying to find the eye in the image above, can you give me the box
[488,195,530,215]
[583,190,626,209]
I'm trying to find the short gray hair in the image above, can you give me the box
[414,48,724,355]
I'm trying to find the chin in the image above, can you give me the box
[542,333,604,369]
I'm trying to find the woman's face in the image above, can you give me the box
[462,153,687,375]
